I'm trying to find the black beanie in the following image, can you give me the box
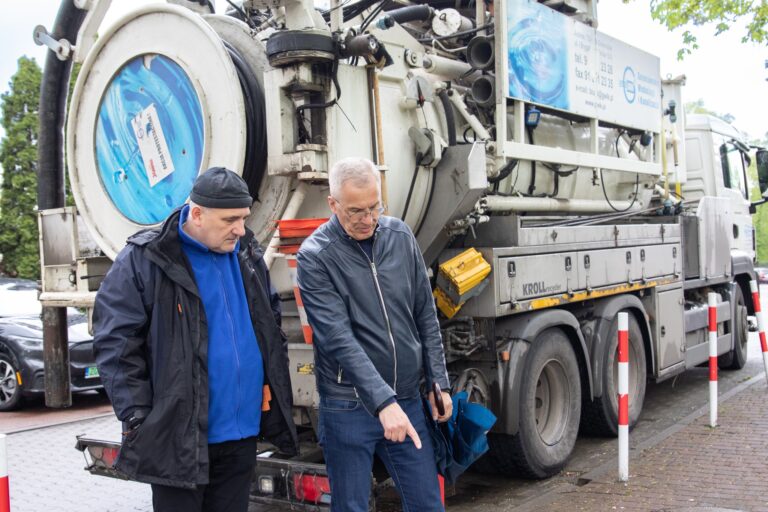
[189,167,252,209]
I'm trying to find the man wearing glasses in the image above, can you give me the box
[297,157,452,511]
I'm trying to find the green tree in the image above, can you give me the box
[749,155,768,263]
[685,98,735,124]
[0,57,42,278]
[630,0,768,59]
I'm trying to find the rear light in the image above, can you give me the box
[87,444,120,469]
[258,475,275,494]
[292,473,331,504]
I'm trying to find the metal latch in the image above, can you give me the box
[33,25,73,61]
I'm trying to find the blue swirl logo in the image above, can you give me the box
[507,16,569,109]
[622,66,636,104]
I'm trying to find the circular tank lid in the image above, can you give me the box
[67,4,246,259]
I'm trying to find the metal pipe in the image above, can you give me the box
[264,182,310,269]
[466,35,494,70]
[43,307,71,408]
[388,5,433,24]
[38,0,87,409]
[369,66,389,213]
[470,74,495,108]
[482,195,636,214]
[422,54,472,79]
[661,124,669,200]
[446,89,491,140]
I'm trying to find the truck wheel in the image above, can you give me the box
[483,328,582,478]
[580,312,646,436]
[719,285,748,370]
[0,351,23,411]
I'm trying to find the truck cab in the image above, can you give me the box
[683,113,756,258]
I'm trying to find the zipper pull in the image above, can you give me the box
[337,366,343,383]
[370,262,377,276]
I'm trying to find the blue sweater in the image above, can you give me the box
[178,205,263,443]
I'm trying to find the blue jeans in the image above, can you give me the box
[318,396,444,512]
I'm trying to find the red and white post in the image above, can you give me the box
[285,256,313,344]
[1,433,9,512]
[708,292,718,428]
[749,280,768,385]
[617,312,629,482]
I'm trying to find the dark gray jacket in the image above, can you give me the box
[296,215,449,415]
[93,209,298,488]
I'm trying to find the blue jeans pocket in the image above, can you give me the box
[319,397,360,411]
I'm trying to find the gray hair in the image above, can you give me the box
[328,157,381,199]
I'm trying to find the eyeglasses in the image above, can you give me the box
[333,198,385,221]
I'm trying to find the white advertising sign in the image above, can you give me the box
[506,0,661,133]
[131,103,176,187]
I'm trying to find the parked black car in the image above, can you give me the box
[0,278,103,411]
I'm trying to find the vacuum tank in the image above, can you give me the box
[66,0,666,263]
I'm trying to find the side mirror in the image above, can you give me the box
[757,149,768,197]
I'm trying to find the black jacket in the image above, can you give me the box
[296,215,449,416]
[93,209,298,488]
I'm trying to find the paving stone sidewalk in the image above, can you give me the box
[4,416,153,512]
[531,377,768,512]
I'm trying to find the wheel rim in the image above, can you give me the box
[737,299,748,352]
[0,359,19,405]
[612,341,641,405]
[535,358,570,446]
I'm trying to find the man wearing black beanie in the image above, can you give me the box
[93,167,298,512]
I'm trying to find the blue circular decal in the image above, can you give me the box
[95,55,204,224]
[622,66,636,104]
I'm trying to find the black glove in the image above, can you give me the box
[122,408,149,437]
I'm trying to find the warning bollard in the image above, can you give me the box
[617,312,629,482]
[1,433,9,512]
[708,293,718,428]
[286,256,313,344]
[749,280,768,386]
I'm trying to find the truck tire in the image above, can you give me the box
[483,328,581,478]
[0,350,23,411]
[719,285,748,370]
[580,312,646,436]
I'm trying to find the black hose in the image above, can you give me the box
[222,41,267,201]
[409,0,476,8]
[602,131,640,212]
[401,154,423,222]
[321,0,379,22]
[360,0,390,33]
[387,4,433,24]
[437,90,457,147]
[600,169,639,212]
[526,126,537,195]
[488,159,518,184]
[38,0,87,210]
[410,93,456,232]
[422,23,493,42]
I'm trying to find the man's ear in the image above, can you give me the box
[327,195,337,215]
[189,205,204,225]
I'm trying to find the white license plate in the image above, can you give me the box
[85,366,100,379]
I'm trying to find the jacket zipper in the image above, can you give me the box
[215,253,242,436]
[354,233,398,392]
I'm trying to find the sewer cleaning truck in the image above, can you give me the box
[34,0,768,508]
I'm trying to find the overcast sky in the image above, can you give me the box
[0,0,765,142]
